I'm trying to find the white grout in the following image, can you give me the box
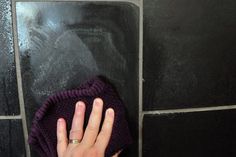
[12,1,31,157]
[138,0,143,156]
[0,115,21,120]
[143,105,236,115]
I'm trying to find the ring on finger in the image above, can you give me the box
[69,139,81,144]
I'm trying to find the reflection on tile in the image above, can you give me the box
[0,120,25,156]
[16,2,139,157]
[143,0,236,110]
[143,110,236,157]
[0,0,20,115]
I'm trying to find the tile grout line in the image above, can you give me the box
[13,0,139,7]
[0,115,22,120]
[12,1,31,157]
[143,105,236,115]
[138,0,143,156]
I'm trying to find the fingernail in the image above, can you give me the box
[94,98,101,107]
[78,101,85,108]
[57,118,63,126]
[76,102,84,115]
[107,108,114,117]
[76,102,80,109]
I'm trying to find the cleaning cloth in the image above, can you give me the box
[28,76,132,157]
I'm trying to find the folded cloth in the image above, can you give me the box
[28,76,132,157]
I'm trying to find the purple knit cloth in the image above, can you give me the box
[28,76,132,157]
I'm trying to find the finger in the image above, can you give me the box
[82,98,103,147]
[69,101,86,142]
[112,150,122,157]
[112,150,121,157]
[112,153,119,157]
[95,108,115,151]
[57,118,68,157]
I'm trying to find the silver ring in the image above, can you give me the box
[69,139,80,144]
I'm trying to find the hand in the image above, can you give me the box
[57,98,120,157]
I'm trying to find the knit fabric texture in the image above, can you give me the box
[28,76,132,157]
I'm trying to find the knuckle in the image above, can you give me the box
[88,148,101,157]
[57,139,63,144]
[87,124,98,132]
[57,129,64,134]
[70,129,82,134]
[57,138,67,144]
[71,149,83,157]
[71,151,78,157]
[92,109,100,116]
[100,128,108,136]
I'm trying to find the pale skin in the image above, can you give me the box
[57,98,120,157]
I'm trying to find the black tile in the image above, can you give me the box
[143,110,236,157]
[30,149,40,157]
[143,0,236,110]
[0,0,20,115]
[0,120,26,156]
[16,2,139,157]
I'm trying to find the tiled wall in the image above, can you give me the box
[0,0,236,157]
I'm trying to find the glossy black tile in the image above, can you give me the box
[143,0,236,110]
[143,110,236,157]
[16,2,139,157]
[0,0,20,115]
[0,120,26,156]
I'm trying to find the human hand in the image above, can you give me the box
[57,98,120,157]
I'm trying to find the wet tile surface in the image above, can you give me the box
[0,120,26,157]
[16,2,139,157]
[0,0,20,115]
[143,110,236,157]
[143,0,236,110]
